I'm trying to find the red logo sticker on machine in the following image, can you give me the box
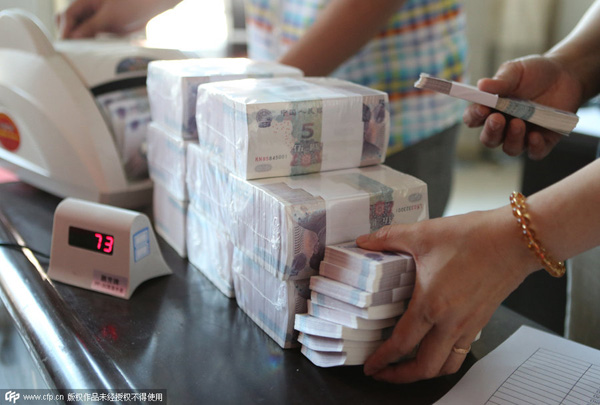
[0,113,20,151]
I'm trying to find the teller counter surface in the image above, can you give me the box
[0,181,549,404]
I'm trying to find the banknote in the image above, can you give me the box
[122,112,151,181]
[304,78,390,166]
[310,291,407,320]
[319,243,416,293]
[309,276,413,308]
[230,165,428,281]
[184,145,428,280]
[95,87,151,180]
[323,242,416,275]
[307,300,398,330]
[300,345,377,368]
[147,122,197,201]
[186,206,235,298]
[297,332,383,353]
[232,248,310,349]
[147,58,303,139]
[294,314,393,342]
[153,182,188,258]
[415,73,579,135]
[195,77,390,179]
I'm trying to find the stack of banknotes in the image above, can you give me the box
[96,87,151,181]
[185,142,427,347]
[147,58,303,139]
[141,65,431,349]
[232,248,311,348]
[195,77,390,179]
[146,58,301,257]
[294,242,416,367]
[186,143,428,281]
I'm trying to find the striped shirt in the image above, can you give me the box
[244,0,468,154]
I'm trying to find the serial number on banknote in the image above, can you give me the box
[280,107,323,117]
[255,154,288,162]
[395,203,424,213]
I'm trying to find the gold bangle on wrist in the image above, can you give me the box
[509,191,566,278]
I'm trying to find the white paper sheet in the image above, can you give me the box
[436,325,600,404]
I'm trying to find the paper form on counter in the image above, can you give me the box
[436,325,600,404]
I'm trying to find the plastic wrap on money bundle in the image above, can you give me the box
[187,206,235,298]
[195,77,389,180]
[232,248,310,349]
[153,182,188,258]
[148,122,197,201]
[232,165,428,281]
[147,58,303,139]
[185,143,234,229]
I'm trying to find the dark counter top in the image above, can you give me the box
[0,181,548,404]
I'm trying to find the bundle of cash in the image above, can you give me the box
[320,242,416,292]
[147,58,303,139]
[309,276,413,308]
[153,182,188,258]
[96,87,152,180]
[415,73,579,135]
[186,206,235,298]
[185,145,428,280]
[147,122,197,201]
[185,143,235,230]
[232,248,310,348]
[300,345,378,368]
[307,300,398,330]
[195,77,389,179]
[310,292,406,320]
[231,165,427,280]
[294,314,392,342]
[296,243,416,367]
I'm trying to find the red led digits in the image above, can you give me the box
[69,227,114,256]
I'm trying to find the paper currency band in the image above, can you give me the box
[509,191,566,278]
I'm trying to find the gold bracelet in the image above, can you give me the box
[509,191,566,278]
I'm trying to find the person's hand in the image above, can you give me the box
[356,208,539,383]
[57,0,176,39]
[463,55,584,160]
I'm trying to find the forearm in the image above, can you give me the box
[546,0,600,101]
[279,0,405,76]
[526,158,600,263]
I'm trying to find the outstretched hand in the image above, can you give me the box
[463,55,583,160]
[356,209,538,383]
[57,0,176,39]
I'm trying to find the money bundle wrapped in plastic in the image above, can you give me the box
[153,182,188,258]
[185,143,234,230]
[231,165,428,280]
[232,248,310,348]
[147,122,197,201]
[296,243,416,367]
[187,206,235,298]
[195,77,389,180]
[186,146,428,279]
[147,58,303,139]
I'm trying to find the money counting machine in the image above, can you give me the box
[0,9,184,208]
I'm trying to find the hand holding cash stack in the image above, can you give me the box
[414,73,579,135]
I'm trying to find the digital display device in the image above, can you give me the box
[49,198,171,299]
[68,226,114,255]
